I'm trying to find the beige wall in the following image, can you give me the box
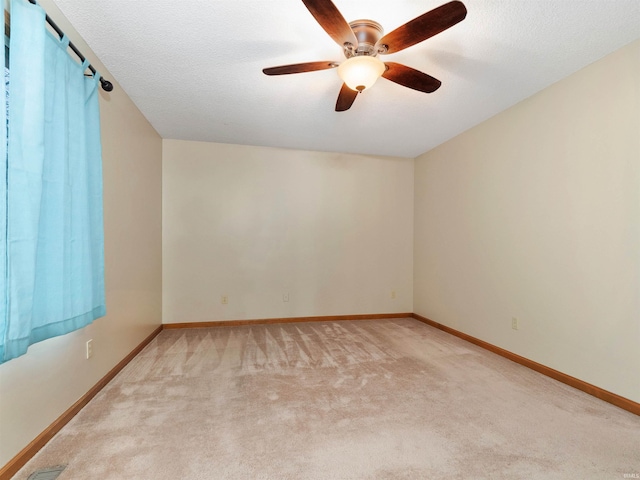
[0,0,163,467]
[163,140,413,323]
[2,5,637,469]
[414,40,640,402]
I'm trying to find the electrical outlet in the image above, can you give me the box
[221,295,228,305]
[86,339,93,359]
[283,293,289,302]
[512,317,519,331]
[391,290,396,299]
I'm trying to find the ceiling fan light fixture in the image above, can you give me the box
[337,56,385,92]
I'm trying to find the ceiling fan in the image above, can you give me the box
[263,0,467,111]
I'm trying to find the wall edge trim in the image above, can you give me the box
[411,313,639,416]
[162,313,413,329]
[0,325,163,480]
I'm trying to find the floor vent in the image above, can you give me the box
[27,466,66,480]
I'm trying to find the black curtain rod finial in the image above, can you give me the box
[100,78,113,92]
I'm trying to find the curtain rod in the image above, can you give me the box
[27,0,113,91]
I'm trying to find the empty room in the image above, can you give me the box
[1,0,639,478]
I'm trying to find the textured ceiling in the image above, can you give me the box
[51,0,640,158]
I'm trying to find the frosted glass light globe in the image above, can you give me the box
[338,56,385,92]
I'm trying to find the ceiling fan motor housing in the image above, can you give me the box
[345,20,384,57]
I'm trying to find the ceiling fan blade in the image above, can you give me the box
[301,0,358,48]
[382,62,442,93]
[335,83,358,111]
[263,61,338,75]
[377,1,467,54]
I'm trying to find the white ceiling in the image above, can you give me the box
[51,0,640,158]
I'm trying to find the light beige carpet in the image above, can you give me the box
[12,318,640,479]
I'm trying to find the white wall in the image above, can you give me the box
[0,0,163,467]
[163,140,413,323]
[414,40,640,402]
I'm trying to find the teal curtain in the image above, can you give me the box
[0,0,106,363]
[1,11,8,362]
